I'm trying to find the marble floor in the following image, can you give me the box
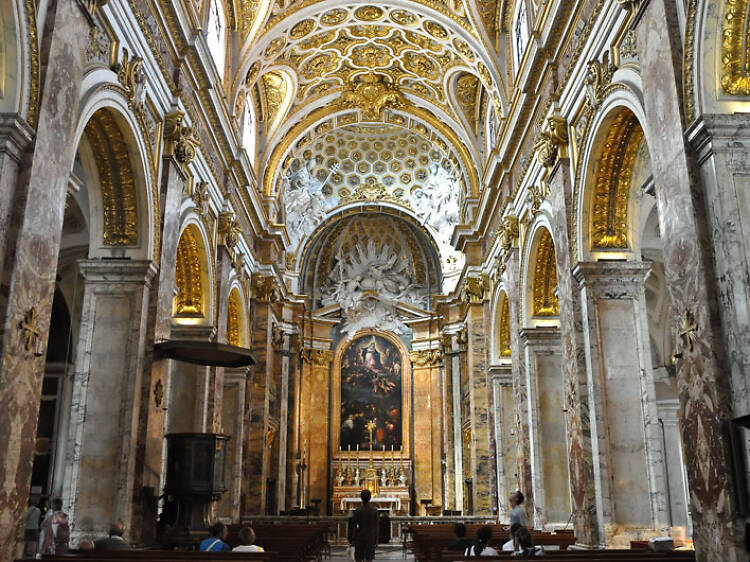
[329,545,415,560]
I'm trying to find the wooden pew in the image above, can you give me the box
[15,553,274,562]
[406,524,575,560]
[439,550,695,562]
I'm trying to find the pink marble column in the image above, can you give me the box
[637,1,745,559]
[0,1,90,558]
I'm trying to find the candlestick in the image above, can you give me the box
[348,444,351,452]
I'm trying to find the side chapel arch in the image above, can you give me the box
[226,285,248,346]
[521,221,559,327]
[73,105,155,258]
[173,222,213,322]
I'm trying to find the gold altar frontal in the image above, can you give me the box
[331,458,411,515]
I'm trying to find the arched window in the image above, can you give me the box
[513,0,530,71]
[207,0,227,79]
[242,96,256,159]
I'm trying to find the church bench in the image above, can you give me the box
[406,524,575,560]
[228,522,330,561]
[438,550,695,562]
[15,553,275,562]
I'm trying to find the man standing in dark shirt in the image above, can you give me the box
[351,489,379,562]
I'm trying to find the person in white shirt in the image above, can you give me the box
[508,490,527,551]
[232,526,264,552]
[464,525,499,556]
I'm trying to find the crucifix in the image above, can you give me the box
[366,419,376,468]
[19,307,42,356]
[678,309,697,354]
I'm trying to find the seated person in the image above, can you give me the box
[446,522,472,551]
[464,525,499,556]
[232,526,264,552]
[514,527,543,556]
[502,523,522,551]
[199,522,231,552]
[94,523,130,550]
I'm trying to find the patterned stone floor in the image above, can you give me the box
[328,545,415,560]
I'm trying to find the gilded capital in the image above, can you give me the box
[300,348,334,365]
[112,48,145,110]
[163,109,201,165]
[252,275,280,303]
[218,211,240,249]
[533,116,568,171]
[496,215,520,251]
[461,275,487,304]
[409,349,442,367]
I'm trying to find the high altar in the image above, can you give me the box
[297,327,443,516]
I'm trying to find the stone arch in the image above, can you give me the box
[72,98,155,260]
[576,92,652,262]
[173,222,213,322]
[226,285,248,347]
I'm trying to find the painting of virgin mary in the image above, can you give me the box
[340,335,402,451]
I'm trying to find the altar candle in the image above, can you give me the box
[356,444,359,452]
[348,444,351,452]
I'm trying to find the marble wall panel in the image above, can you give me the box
[467,303,493,514]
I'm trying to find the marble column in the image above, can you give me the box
[204,246,234,435]
[637,2,745,558]
[490,365,515,522]
[0,115,34,275]
[520,327,570,528]
[465,296,493,514]
[165,325,215,434]
[216,367,249,521]
[574,262,669,545]
[0,1,90,557]
[61,259,157,542]
[503,246,535,522]
[689,114,750,490]
[298,347,333,513]
[410,346,443,514]
[242,292,272,514]
[276,325,293,513]
[548,155,599,543]
[444,331,464,512]
[137,154,186,542]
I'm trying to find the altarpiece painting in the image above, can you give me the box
[339,334,402,451]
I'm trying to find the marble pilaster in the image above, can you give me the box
[548,157,599,543]
[520,327,570,528]
[410,345,443,514]
[574,262,669,545]
[0,1,90,557]
[242,296,271,514]
[465,300,493,514]
[447,332,464,511]
[490,366,515,522]
[637,1,745,558]
[503,247,534,522]
[0,115,34,277]
[61,260,157,542]
[298,346,333,513]
[276,327,293,512]
[688,114,750,431]
[216,367,249,521]
[137,154,186,542]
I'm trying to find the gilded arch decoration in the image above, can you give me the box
[590,109,643,249]
[721,0,750,95]
[83,108,139,246]
[174,224,208,317]
[227,287,246,346]
[532,227,558,317]
[497,290,511,357]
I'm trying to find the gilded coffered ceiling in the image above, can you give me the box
[231,1,508,263]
